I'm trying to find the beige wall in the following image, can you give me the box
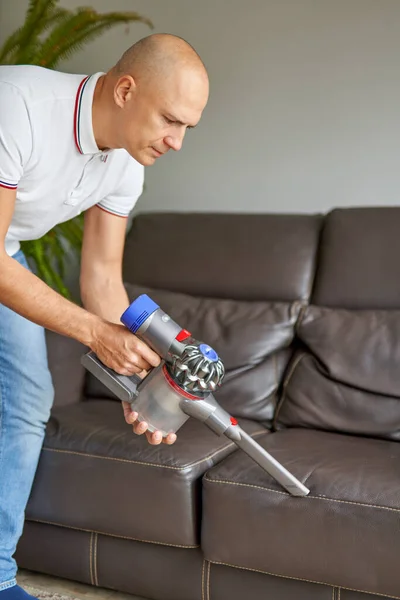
[1,0,400,214]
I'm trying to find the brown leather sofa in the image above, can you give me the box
[16,207,400,600]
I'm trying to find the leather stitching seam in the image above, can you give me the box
[41,430,266,471]
[89,532,94,585]
[93,532,99,586]
[203,476,400,513]
[27,518,199,549]
[208,560,399,599]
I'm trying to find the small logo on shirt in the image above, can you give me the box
[100,154,108,163]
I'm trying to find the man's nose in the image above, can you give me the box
[165,131,185,151]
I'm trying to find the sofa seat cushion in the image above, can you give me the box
[202,428,400,599]
[26,400,266,548]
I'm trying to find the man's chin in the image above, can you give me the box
[137,152,158,167]
[143,155,157,166]
[125,148,156,166]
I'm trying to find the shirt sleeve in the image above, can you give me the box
[97,154,144,218]
[0,83,32,189]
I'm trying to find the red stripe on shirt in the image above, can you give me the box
[73,76,88,154]
[96,204,129,218]
[0,182,17,190]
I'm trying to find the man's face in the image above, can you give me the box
[115,69,209,166]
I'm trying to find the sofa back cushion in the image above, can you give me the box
[274,306,400,440]
[275,206,400,440]
[123,212,322,302]
[312,206,400,309]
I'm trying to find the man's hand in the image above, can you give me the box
[90,319,160,375]
[122,401,177,445]
[90,320,178,445]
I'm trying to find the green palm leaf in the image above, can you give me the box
[0,28,25,63]
[54,218,84,252]
[36,9,153,68]
[10,7,70,65]
[20,215,85,298]
[9,0,58,64]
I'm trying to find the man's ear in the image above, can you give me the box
[114,75,136,108]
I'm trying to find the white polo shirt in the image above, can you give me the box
[0,65,144,256]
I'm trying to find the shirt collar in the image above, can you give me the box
[73,72,104,155]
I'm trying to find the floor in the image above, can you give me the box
[17,569,146,600]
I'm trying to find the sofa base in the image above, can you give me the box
[16,522,399,600]
[16,521,205,600]
[206,563,399,600]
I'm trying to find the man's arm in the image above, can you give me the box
[0,187,98,344]
[0,187,159,376]
[80,205,131,324]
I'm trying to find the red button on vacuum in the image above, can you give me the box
[230,416,238,426]
[176,329,191,342]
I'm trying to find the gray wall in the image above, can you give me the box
[1,0,400,215]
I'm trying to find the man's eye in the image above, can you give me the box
[164,116,174,124]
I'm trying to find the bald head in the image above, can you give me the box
[95,34,209,166]
[112,33,208,85]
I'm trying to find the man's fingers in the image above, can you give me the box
[123,406,177,445]
[133,423,162,444]
[147,431,163,445]
[132,338,161,369]
[133,420,148,435]
[118,351,158,376]
[122,402,137,424]
[125,353,152,373]
[144,431,176,445]
[163,433,177,445]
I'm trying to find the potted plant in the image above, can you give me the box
[0,0,152,297]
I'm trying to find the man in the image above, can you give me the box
[0,33,209,600]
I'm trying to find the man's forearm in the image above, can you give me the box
[0,254,161,378]
[0,253,100,345]
[80,275,130,325]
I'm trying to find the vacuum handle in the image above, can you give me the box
[81,351,142,403]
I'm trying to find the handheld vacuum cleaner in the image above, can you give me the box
[81,294,309,497]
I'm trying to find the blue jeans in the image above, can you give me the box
[0,250,54,590]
